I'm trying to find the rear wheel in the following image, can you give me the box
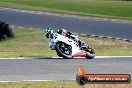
[55,42,72,59]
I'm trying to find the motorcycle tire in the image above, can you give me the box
[57,52,63,57]
[55,41,72,59]
[85,47,95,59]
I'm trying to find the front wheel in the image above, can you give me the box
[86,47,95,59]
[81,46,95,59]
[55,41,72,59]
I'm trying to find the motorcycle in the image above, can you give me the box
[48,32,95,59]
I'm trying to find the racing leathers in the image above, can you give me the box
[48,31,57,50]
[47,29,84,50]
[57,29,82,47]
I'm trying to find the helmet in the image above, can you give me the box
[44,27,53,38]
[45,27,52,34]
[62,29,66,32]
[57,29,67,34]
[57,29,62,34]
[62,29,67,36]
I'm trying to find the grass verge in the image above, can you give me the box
[0,81,132,88]
[0,0,132,21]
[0,27,132,58]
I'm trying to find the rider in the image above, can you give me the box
[44,27,53,38]
[57,29,72,38]
[44,27,55,50]
[44,27,83,49]
[57,29,82,47]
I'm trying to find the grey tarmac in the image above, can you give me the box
[0,57,132,81]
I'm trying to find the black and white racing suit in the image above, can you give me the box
[57,29,82,47]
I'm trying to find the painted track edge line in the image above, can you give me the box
[0,80,55,83]
[0,57,52,59]
[0,56,132,59]
[0,79,75,82]
[95,56,132,58]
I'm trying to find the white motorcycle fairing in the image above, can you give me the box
[49,33,86,57]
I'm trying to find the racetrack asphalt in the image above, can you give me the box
[0,57,132,81]
[0,8,132,40]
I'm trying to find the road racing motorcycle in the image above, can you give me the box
[48,33,95,59]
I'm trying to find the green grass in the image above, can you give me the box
[0,81,76,88]
[0,81,132,88]
[0,28,56,58]
[0,0,132,20]
[0,27,132,58]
